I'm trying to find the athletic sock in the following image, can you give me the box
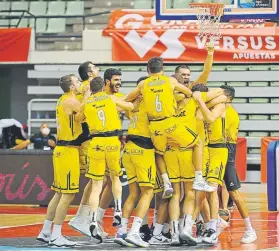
[114,199,122,213]
[118,218,129,234]
[153,223,163,236]
[210,219,217,231]
[76,205,91,217]
[171,220,179,234]
[162,223,169,234]
[97,207,106,222]
[90,211,97,223]
[42,219,52,234]
[195,171,203,182]
[161,173,171,186]
[153,209,158,226]
[205,221,211,230]
[51,224,62,240]
[244,217,253,231]
[130,217,143,234]
[179,218,184,231]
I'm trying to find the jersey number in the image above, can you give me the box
[155,95,162,112]
[97,110,106,126]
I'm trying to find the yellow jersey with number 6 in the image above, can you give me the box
[84,92,121,134]
[56,94,82,142]
[142,75,176,120]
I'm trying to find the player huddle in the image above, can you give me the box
[36,44,257,248]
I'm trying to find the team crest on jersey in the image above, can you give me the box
[154,130,163,136]
[55,152,62,158]
[93,145,103,151]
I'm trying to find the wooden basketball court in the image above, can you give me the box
[0,183,278,250]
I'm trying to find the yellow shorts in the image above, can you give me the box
[203,146,210,178]
[149,117,199,155]
[79,140,90,174]
[86,137,123,181]
[122,141,156,188]
[51,146,80,194]
[164,145,194,183]
[207,146,228,185]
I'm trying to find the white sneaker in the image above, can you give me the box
[49,235,77,247]
[240,229,257,244]
[68,216,91,237]
[149,233,170,245]
[114,232,135,247]
[36,231,51,244]
[170,233,180,246]
[202,229,218,245]
[193,179,216,192]
[216,217,229,236]
[113,210,122,227]
[126,232,150,248]
[162,183,173,199]
[98,221,109,239]
[89,223,103,243]
[180,225,197,246]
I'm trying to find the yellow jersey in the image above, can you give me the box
[114,92,125,98]
[175,93,207,131]
[84,92,121,135]
[76,80,89,102]
[56,94,82,144]
[127,101,153,149]
[225,105,239,144]
[142,75,176,120]
[208,116,226,145]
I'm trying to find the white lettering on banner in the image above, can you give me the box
[159,30,185,58]
[233,52,276,59]
[115,14,144,29]
[124,30,159,58]
[124,30,186,58]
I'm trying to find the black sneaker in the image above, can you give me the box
[162,231,171,240]
[139,224,152,242]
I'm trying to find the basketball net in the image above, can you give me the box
[189,3,225,41]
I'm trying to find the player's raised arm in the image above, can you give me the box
[192,42,214,86]
[193,91,225,123]
[125,81,144,102]
[110,94,134,112]
[206,95,227,109]
[170,76,192,97]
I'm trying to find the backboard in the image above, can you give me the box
[156,0,279,21]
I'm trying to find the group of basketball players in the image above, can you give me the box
[36,43,258,248]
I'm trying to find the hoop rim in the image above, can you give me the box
[189,2,225,16]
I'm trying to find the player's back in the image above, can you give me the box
[56,94,82,143]
[84,91,121,135]
[142,75,176,120]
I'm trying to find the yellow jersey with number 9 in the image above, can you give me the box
[56,94,82,142]
[84,92,121,134]
[142,75,176,120]
[128,101,150,138]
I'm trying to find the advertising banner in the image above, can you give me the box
[0,28,31,62]
[103,10,278,62]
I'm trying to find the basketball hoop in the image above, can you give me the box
[189,3,225,41]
